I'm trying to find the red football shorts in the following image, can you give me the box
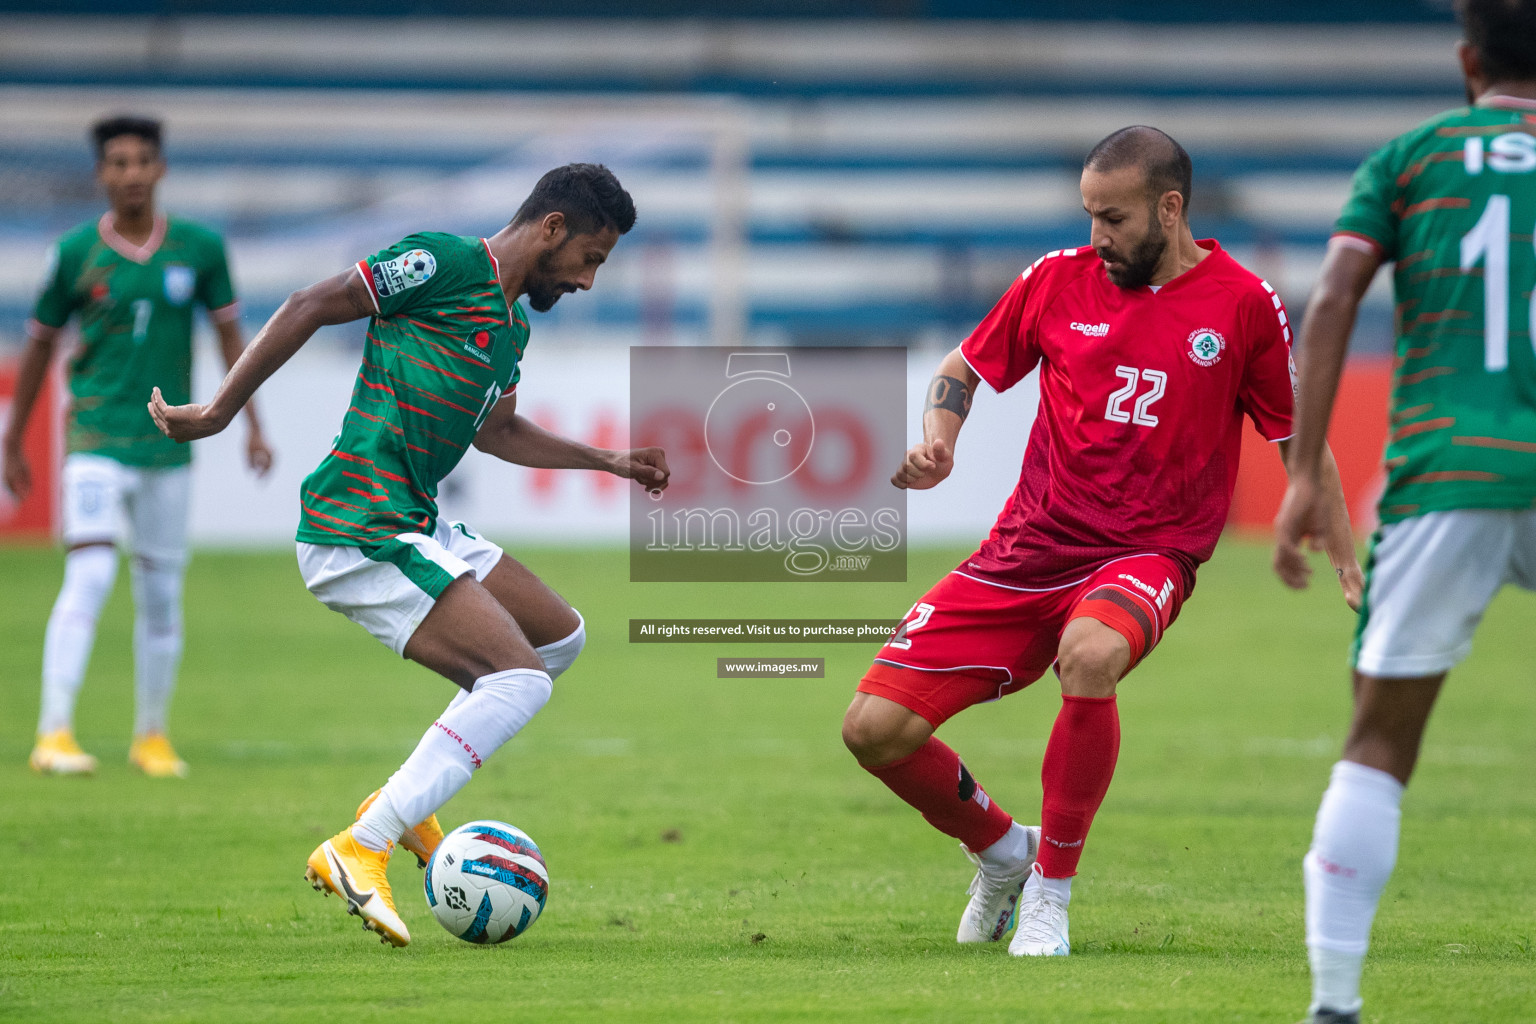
[858,555,1187,728]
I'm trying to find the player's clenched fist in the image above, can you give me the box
[892,437,953,490]
[611,445,672,492]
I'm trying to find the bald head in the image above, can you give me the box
[1083,126,1193,218]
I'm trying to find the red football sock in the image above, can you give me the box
[1037,694,1120,878]
[865,736,1014,851]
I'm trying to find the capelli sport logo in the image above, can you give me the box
[1187,328,1226,367]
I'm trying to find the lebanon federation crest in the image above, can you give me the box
[1186,328,1225,367]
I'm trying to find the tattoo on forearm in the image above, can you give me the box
[925,375,972,419]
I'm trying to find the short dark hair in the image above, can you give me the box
[91,115,162,160]
[1083,126,1194,216]
[1458,0,1536,83]
[512,163,636,237]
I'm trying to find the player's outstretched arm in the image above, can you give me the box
[1,323,61,501]
[892,346,977,490]
[150,269,373,444]
[473,391,670,491]
[213,317,274,477]
[1273,240,1379,608]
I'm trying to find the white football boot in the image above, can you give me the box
[1008,866,1071,957]
[956,823,1041,943]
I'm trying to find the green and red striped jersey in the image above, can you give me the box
[295,232,528,547]
[32,214,238,468]
[1335,96,1536,522]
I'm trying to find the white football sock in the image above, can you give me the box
[432,615,583,719]
[535,613,585,680]
[1023,862,1072,905]
[978,820,1035,869]
[353,667,553,851]
[130,558,184,736]
[38,546,118,734]
[1304,759,1404,1014]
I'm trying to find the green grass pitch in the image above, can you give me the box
[1,540,1532,1022]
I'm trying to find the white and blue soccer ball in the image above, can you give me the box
[399,249,436,285]
[424,820,548,944]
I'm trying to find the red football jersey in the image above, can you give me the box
[958,240,1295,591]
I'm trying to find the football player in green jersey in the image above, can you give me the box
[1274,2,1536,1020]
[149,163,668,947]
[3,115,272,779]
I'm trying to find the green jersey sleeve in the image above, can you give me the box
[1334,141,1402,259]
[31,240,78,328]
[357,233,464,319]
[193,229,237,313]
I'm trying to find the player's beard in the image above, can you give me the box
[524,248,569,312]
[1099,215,1168,290]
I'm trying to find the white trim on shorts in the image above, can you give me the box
[296,517,505,657]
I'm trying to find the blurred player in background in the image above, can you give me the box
[1274,2,1536,1021]
[151,163,668,948]
[843,127,1361,958]
[2,115,272,778]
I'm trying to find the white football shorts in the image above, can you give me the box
[60,452,191,565]
[296,517,505,657]
[1353,508,1536,677]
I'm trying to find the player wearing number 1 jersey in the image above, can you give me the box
[3,115,272,779]
[151,164,669,948]
[1274,3,1536,1021]
[842,127,1361,958]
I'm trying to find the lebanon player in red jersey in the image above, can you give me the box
[841,127,1365,957]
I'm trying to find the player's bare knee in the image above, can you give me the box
[1057,625,1127,697]
[840,711,880,761]
[841,698,928,766]
[490,646,548,680]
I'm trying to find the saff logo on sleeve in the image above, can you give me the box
[371,249,437,298]
[1186,328,1226,367]
[163,265,194,306]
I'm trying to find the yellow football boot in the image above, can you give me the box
[128,733,189,778]
[305,827,410,947]
[356,789,444,869]
[28,730,98,775]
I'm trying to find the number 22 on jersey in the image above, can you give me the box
[1105,366,1167,427]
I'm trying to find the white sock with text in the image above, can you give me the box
[1304,759,1404,1014]
[353,668,553,851]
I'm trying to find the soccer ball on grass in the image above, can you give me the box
[424,820,548,944]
